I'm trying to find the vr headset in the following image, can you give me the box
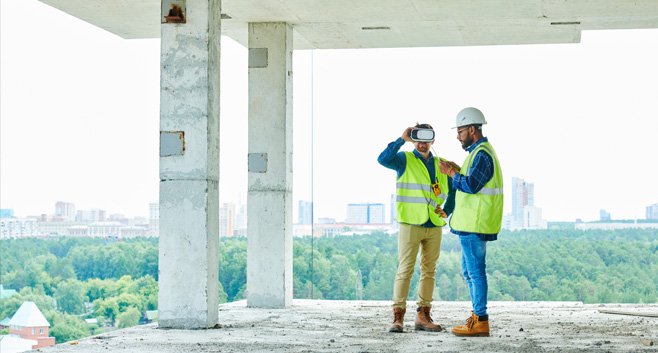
[410,128,435,142]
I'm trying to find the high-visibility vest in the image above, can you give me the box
[396,152,449,226]
[449,141,503,234]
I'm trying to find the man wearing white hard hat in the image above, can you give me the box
[439,107,504,337]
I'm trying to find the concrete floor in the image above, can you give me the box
[41,300,657,353]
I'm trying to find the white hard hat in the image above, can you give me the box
[454,107,487,128]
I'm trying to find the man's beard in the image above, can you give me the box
[461,136,473,150]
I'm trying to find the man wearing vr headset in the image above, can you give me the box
[377,123,456,333]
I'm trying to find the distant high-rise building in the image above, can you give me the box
[0,218,37,238]
[76,209,106,222]
[149,203,159,221]
[219,203,235,237]
[149,202,159,237]
[369,204,385,224]
[346,204,368,223]
[512,177,534,228]
[346,203,385,224]
[647,204,658,220]
[0,209,14,218]
[234,203,247,235]
[55,201,76,221]
[600,209,611,221]
[298,200,313,225]
[523,206,545,229]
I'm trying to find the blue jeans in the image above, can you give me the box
[459,234,488,317]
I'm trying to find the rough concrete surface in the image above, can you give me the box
[40,300,657,353]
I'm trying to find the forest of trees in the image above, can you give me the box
[1,229,656,343]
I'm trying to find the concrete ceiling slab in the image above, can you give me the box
[39,0,658,48]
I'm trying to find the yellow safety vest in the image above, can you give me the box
[396,152,449,226]
[449,141,503,234]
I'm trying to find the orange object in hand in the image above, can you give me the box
[432,182,441,197]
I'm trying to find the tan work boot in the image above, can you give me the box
[451,312,490,337]
[414,306,443,332]
[389,307,406,333]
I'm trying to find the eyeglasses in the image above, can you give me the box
[457,127,469,135]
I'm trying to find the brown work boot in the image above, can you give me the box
[389,307,406,333]
[451,312,490,337]
[414,306,443,332]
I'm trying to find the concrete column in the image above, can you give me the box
[247,22,293,308]
[158,0,221,328]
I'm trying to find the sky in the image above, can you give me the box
[1,0,657,222]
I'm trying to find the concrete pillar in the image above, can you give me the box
[247,22,293,308]
[158,0,221,328]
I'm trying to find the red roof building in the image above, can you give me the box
[7,301,56,349]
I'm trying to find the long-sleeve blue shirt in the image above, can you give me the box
[450,137,498,241]
[378,137,455,227]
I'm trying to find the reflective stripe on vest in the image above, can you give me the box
[396,152,449,226]
[396,182,447,200]
[478,187,503,195]
[462,144,504,197]
[396,195,446,208]
[449,141,504,234]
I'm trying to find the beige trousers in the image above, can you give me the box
[392,223,442,308]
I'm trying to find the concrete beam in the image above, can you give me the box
[247,22,293,308]
[158,0,221,328]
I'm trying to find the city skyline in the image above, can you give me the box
[2,0,658,223]
[3,176,657,223]
[3,191,658,238]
